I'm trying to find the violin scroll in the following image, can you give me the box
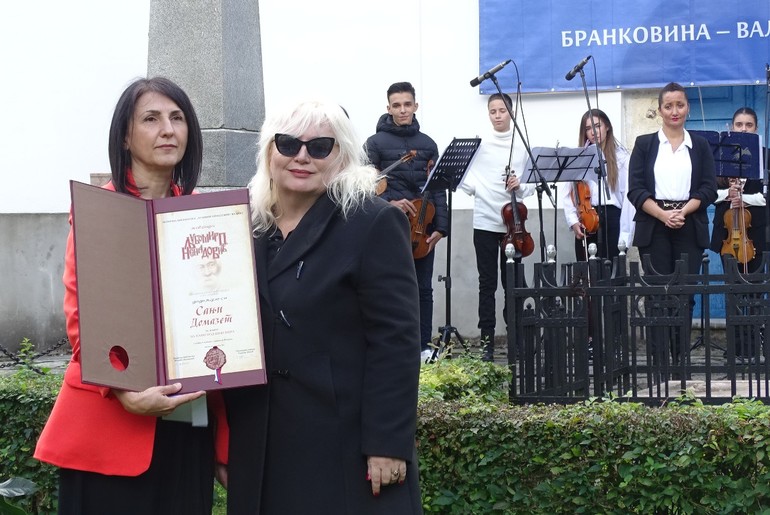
[376,150,418,195]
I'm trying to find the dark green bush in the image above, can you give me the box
[417,392,770,514]
[419,354,511,403]
[9,352,770,513]
[0,366,228,514]
[0,369,61,514]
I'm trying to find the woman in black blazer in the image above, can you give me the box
[627,82,717,366]
[223,100,423,514]
[627,82,717,277]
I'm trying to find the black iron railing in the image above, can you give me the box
[506,250,770,404]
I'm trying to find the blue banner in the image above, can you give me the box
[478,0,770,93]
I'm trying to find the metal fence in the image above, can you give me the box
[0,337,69,375]
[506,249,770,405]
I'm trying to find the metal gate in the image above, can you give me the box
[506,251,770,404]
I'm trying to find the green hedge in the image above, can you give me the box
[7,354,770,513]
[417,356,770,514]
[418,397,770,513]
[0,369,61,513]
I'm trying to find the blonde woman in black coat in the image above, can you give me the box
[223,99,423,514]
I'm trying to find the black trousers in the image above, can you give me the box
[473,229,508,334]
[638,218,703,366]
[638,216,703,276]
[414,249,435,350]
[574,205,621,262]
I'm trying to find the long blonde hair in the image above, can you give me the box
[248,99,378,234]
[578,109,620,191]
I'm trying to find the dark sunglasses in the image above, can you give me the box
[274,133,336,159]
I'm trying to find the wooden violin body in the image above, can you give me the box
[720,178,755,266]
[573,180,599,234]
[501,199,535,257]
[721,204,755,265]
[410,198,436,259]
[409,158,436,259]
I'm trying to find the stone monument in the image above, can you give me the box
[148,0,265,188]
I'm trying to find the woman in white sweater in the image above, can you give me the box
[460,93,534,360]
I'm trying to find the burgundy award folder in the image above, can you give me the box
[70,181,266,393]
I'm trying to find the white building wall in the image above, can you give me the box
[1,0,629,214]
[1,0,644,348]
[1,1,151,214]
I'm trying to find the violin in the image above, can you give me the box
[501,169,535,257]
[409,159,436,259]
[375,150,417,195]
[720,178,755,267]
[572,181,599,235]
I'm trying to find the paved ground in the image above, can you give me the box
[446,329,770,399]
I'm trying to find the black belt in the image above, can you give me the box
[655,199,687,210]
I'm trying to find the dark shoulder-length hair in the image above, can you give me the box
[107,77,202,195]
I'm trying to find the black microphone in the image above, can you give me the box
[565,55,592,81]
[470,59,512,87]
[766,63,769,83]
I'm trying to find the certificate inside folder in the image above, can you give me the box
[71,181,266,393]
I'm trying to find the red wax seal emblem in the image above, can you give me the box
[203,346,227,384]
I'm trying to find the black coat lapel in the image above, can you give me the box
[267,195,340,280]
[646,135,660,194]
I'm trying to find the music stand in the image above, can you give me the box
[521,145,600,184]
[521,146,600,264]
[689,130,762,180]
[422,137,481,359]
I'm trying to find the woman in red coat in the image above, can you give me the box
[34,77,226,514]
[223,99,423,514]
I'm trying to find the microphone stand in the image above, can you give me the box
[489,74,555,262]
[760,64,770,267]
[552,182,559,261]
[577,67,611,260]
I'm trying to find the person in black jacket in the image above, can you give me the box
[627,82,717,370]
[365,82,448,361]
[628,82,717,281]
[224,99,422,514]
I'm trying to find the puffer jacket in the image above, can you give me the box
[365,114,448,235]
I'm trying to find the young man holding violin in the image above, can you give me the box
[365,81,447,362]
[460,93,534,361]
